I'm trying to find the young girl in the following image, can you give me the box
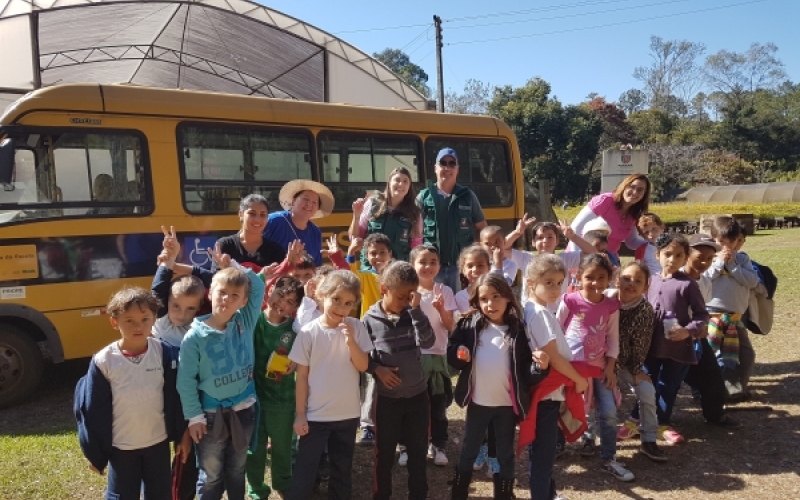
[628,233,709,444]
[520,254,591,500]
[611,262,667,462]
[286,270,374,500]
[448,273,549,500]
[557,254,634,482]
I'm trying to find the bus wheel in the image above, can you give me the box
[0,326,45,409]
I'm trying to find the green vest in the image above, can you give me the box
[419,182,477,266]
[252,315,296,406]
[360,207,413,270]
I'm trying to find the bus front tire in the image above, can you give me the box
[0,326,45,409]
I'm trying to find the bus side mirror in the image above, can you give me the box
[0,138,15,184]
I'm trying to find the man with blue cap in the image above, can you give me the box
[417,148,487,291]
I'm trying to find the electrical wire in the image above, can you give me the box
[335,22,430,34]
[400,25,433,52]
[447,0,767,46]
[445,0,637,22]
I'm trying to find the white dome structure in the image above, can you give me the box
[0,0,430,111]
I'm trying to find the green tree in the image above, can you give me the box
[628,109,677,143]
[633,36,705,116]
[372,48,431,97]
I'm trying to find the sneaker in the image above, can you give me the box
[473,444,488,471]
[658,426,684,444]
[600,460,635,482]
[640,442,668,462]
[616,419,640,440]
[429,444,448,466]
[398,446,408,467]
[359,427,375,446]
[578,439,596,457]
[706,415,742,428]
[485,456,500,478]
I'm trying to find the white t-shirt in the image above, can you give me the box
[289,317,374,422]
[454,289,471,315]
[524,301,573,401]
[472,323,512,407]
[293,296,321,333]
[418,284,457,356]
[94,337,167,450]
[152,316,189,348]
[642,243,662,276]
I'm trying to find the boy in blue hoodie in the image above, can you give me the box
[177,244,266,500]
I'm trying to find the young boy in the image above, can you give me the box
[637,213,665,275]
[705,217,759,398]
[363,261,435,499]
[681,234,741,427]
[246,276,304,500]
[75,287,187,500]
[176,245,266,500]
[286,270,374,500]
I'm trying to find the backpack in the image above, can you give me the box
[744,259,777,335]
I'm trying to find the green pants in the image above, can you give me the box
[246,404,295,499]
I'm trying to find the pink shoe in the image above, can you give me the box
[659,426,684,444]
[617,420,640,440]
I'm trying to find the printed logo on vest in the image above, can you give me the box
[460,218,469,228]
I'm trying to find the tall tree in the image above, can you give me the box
[373,48,431,97]
[704,43,787,100]
[618,89,647,116]
[445,79,492,115]
[633,36,705,116]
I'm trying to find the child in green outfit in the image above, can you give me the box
[246,275,305,499]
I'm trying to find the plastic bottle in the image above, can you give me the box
[663,311,678,339]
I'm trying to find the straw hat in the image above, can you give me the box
[278,179,335,219]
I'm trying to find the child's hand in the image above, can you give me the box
[431,284,446,311]
[188,421,207,444]
[88,462,104,476]
[304,278,317,300]
[456,345,471,363]
[719,248,733,263]
[286,361,298,375]
[259,262,281,282]
[352,198,367,216]
[156,249,170,267]
[348,237,364,257]
[633,372,652,385]
[375,366,402,389]
[175,430,192,464]
[161,225,180,262]
[574,377,588,394]
[287,239,305,264]
[559,219,575,239]
[516,213,537,234]
[208,243,231,270]
[668,327,690,342]
[294,414,309,436]
[492,246,504,268]
[603,364,617,390]
[532,350,550,370]
[410,290,421,309]
[324,234,339,257]
[340,322,356,343]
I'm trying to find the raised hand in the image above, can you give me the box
[259,262,281,281]
[431,283,445,311]
[161,225,180,262]
[492,246,504,268]
[287,239,305,264]
[326,234,340,256]
[558,219,575,239]
[208,242,232,270]
[348,237,364,257]
[352,198,367,216]
[410,290,421,309]
[515,213,537,234]
[304,277,317,300]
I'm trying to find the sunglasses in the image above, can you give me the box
[439,160,458,168]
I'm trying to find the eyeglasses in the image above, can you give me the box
[439,160,458,168]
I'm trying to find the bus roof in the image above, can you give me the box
[2,84,513,138]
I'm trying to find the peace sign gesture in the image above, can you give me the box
[432,283,446,312]
[160,225,180,263]
[515,213,537,234]
[208,242,232,270]
[558,219,575,239]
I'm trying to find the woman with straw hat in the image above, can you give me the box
[264,180,335,267]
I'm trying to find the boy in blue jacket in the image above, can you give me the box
[74,287,187,500]
[177,245,266,500]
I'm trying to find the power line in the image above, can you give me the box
[447,0,767,46]
[445,0,637,22]
[400,25,432,52]
[334,22,430,34]
[449,0,693,30]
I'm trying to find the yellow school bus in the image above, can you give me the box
[0,84,524,407]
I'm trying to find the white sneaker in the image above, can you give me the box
[427,443,435,460]
[432,445,448,466]
[397,446,408,467]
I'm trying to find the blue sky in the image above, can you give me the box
[265,0,799,105]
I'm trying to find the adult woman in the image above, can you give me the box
[349,166,422,266]
[264,180,335,267]
[568,173,651,254]
[216,194,286,270]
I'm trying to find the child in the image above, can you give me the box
[448,273,549,500]
[363,261,435,500]
[584,230,620,268]
[630,233,709,445]
[610,262,667,462]
[637,212,665,275]
[557,254,633,482]
[705,216,759,398]
[681,235,741,427]
[403,244,457,467]
[75,287,187,500]
[454,244,500,314]
[246,276,304,500]
[294,265,335,329]
[286,270,374,500]
[176,246,266,500]
[520,254,592,500]
[479,225,521,286]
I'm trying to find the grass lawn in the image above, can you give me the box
[556,201,800,224]
[2,229,799,499]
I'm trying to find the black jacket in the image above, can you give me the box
[447,313,547,421]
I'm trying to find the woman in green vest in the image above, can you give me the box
[348,166,422,268]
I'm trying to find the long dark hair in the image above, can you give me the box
[467,273,524,341]
[372,167,421,236]
[612,173,650,220]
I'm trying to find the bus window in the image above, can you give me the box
[318,132,421,211]
[425,138,513,207]
[0,131,150,223]
[178,124,313,213]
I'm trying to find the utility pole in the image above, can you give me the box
[434,15,444,113]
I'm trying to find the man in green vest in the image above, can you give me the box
[417,148,487,292]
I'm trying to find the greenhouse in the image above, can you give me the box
[679,182,800,204]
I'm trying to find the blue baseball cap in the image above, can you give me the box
[436,148,458,164]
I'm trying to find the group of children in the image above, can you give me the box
[74,210,760,500]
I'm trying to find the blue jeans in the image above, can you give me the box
[527,400,560,500]
[633,357,690,425]
[584,378,618,462]
[457,404,516,480]
[617,369,658,442]
[196,405,257,500]
[106,440,171,500]
[435,264,460,293]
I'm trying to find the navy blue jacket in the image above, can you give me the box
[151,264,214,318]
[73,340,186,472]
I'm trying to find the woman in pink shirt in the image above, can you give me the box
[568,174,651,255]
